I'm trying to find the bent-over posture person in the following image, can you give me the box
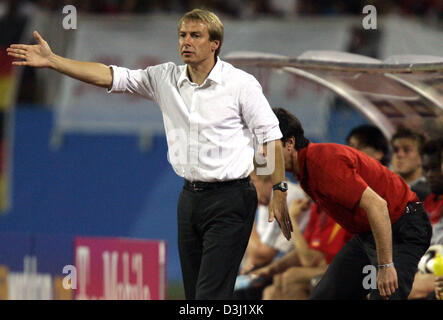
[272,107,432,300]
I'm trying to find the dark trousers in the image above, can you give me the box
[177,179,257,300]
[310,203,432,300]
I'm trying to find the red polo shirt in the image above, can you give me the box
[296,143,418,234]
[303,204,353,264]
[423,194,443,225]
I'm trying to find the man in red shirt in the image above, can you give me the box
[273,108,432,300]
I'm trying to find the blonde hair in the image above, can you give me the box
[178,9,224,57]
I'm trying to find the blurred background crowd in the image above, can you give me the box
[1,0,443,19]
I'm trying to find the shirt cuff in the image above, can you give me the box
[259,125,283,144]
[107,65,125,93]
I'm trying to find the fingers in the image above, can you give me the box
[379,283,392,298]
[281,212,293,239]
[7,48,27,59]
[7,48,26,54]
[279,214,292,240]
[284,216,292,235]
[268,210,274,222]
[436,278,443,299]
[9,44,29,50]
[34,30,44,44]
[8,52,26,60]
[435,277,443,299]
[384,282,394,297]
[378,281,386,297]
[283,207,293,234]
[12,61,28,66]
[6,48,28,65]
[378,270,398,299]
[269,200,292,239]
[379,282,395,298]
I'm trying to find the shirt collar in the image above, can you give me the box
[206,56,222,84]
[409,175,426,187]
[178,66,189,86]
[178,56,222,87]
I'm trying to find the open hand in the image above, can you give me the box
[7,31,53,68]
[268,191,293,240]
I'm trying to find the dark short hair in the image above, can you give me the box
[421,138,443,158]
[391,126,426,154]
[346,124,390,166]
[272,107,310,151]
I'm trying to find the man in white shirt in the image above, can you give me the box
[7,8,292,299]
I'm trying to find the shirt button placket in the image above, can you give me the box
[189,86,199,180]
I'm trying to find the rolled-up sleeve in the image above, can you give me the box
[239,77,282,144]
[107,62,175,101]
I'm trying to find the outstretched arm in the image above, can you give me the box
[7,31,112,88]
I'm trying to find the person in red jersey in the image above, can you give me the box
[272,107,432,300]
[303,203,354,265]
[250,198,353,300]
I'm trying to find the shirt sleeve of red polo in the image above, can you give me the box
[310,153,368,210]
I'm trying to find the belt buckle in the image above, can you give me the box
[192,182,204,191]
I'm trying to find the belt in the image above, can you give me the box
[184,177,250,192]
[405,202,423,214]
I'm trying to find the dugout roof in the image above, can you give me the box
[224,51,443,139]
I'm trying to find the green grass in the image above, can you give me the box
[167,280,185,300]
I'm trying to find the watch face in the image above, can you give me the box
[274,182,288,191]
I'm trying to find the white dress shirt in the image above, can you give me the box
[108,58,282,182]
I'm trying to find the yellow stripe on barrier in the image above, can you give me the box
[0,265,9,300]
[0,173,10,213]
[0,76,16,109]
